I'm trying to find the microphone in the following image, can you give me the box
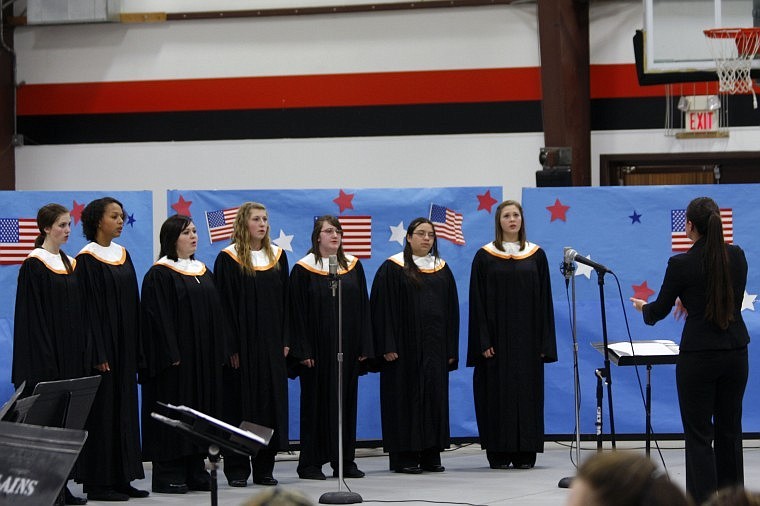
[565,248,612,274]
[561,246,576,287]
[328,255,338,296]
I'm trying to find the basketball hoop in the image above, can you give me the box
[704,27,760,108]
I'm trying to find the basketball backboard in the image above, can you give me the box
[638,0,759,82]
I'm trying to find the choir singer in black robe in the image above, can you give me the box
[13,203,89,506]
[215,202,290,488]
[139,215,231,494]
[76,197,147,501]
[289,215,373,480]
[468,200,557,470]
[370,217,459,474]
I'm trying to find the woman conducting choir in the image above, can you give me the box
[140,214,231,494]
[214,202,290,488]
[630,197,749,503]
[76,197,147,501]
[468,200,557,470]
[370,217,459,474]
[13,203,89,505]
[289,215,373,480]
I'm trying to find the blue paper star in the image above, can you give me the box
[126,213,136,227]
[629,210,642,224]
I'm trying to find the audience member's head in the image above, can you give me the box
[241,486,314,506]
[702,487,760,506]
[566,451,694,506]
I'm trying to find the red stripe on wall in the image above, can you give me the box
[18,64,711,116]
[17,68,542,116]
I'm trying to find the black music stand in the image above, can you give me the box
[0,417,87,505]
[592,340,679,456]
[151,403,273,506]
[0,382,37,423]
[25,375,102,429]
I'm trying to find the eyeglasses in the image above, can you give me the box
[412,231,436,239]
[321,228,343,236]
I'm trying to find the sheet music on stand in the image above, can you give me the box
[593,339,679,366]
[592,339,679,456]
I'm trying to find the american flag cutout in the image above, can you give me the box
[205,207,238,244]
[338,215,372,258]
[671,208,733,252]
[0,218,38,265]
[429,204,465,245]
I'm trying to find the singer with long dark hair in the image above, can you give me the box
[631,196,750,503]
[289,215,373,480]
[370,217,459,474]
[468,200,557,470]
[140,215,231,494]
[214,202,290,488]
[12,203,89,506]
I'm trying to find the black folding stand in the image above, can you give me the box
[592,340,679,455]
[151,403,273,506]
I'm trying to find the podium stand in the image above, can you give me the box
[151,403,273,506]
[592,340,679,456]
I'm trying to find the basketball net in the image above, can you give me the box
[704,28,760,109]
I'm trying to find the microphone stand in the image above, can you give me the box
[595,269,617,450]
[558,260,580,489]
[320,270,362,505]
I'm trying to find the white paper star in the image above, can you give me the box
[389,221,407,246]
[272,229,294,252]
[741,290,757,312]
[574,255,595,279]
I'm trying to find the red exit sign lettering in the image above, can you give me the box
[687,111,717,132]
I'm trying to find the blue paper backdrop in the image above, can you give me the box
[523,184,760,435]
[167,187,501,440]
[0,191,153,403]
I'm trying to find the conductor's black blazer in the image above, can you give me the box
[643,237,750,352]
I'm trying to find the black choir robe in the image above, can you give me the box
[12,249,88,396]
[139,257,229,462]
[214,245,290,451]
[75,242,144,486]
[467,242,557,454]
[370,252,459,454]
[289,254,373,468]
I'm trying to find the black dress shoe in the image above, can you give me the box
[422,464,445,472]
[514,463,534,469]
[187,480,211,492]
[334,467,365,478]
[152,483,189,494]
[489,464,511,470]
[114,484,150,498]
[228,479,248,487]
[394,466,423,474]
[253,476,278,486]
[298,467,326,480]
[86,488,129,501]
[65,487,88,505]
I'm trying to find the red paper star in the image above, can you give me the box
[632,281,656,301]
[546,198,570,222]
[171,195,193,216]
[70,200,85,226]
[477,190,498,213]
[333,189,355,213]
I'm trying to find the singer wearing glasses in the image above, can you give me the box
[370,217,459,474]
[289,215,373,481]
[468,200,557,470]
[214,203,290,488]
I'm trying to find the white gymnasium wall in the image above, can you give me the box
[13,0,760,235]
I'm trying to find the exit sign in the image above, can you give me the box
[686,111,718,132]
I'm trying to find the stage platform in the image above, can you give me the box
[75,441,760,505]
